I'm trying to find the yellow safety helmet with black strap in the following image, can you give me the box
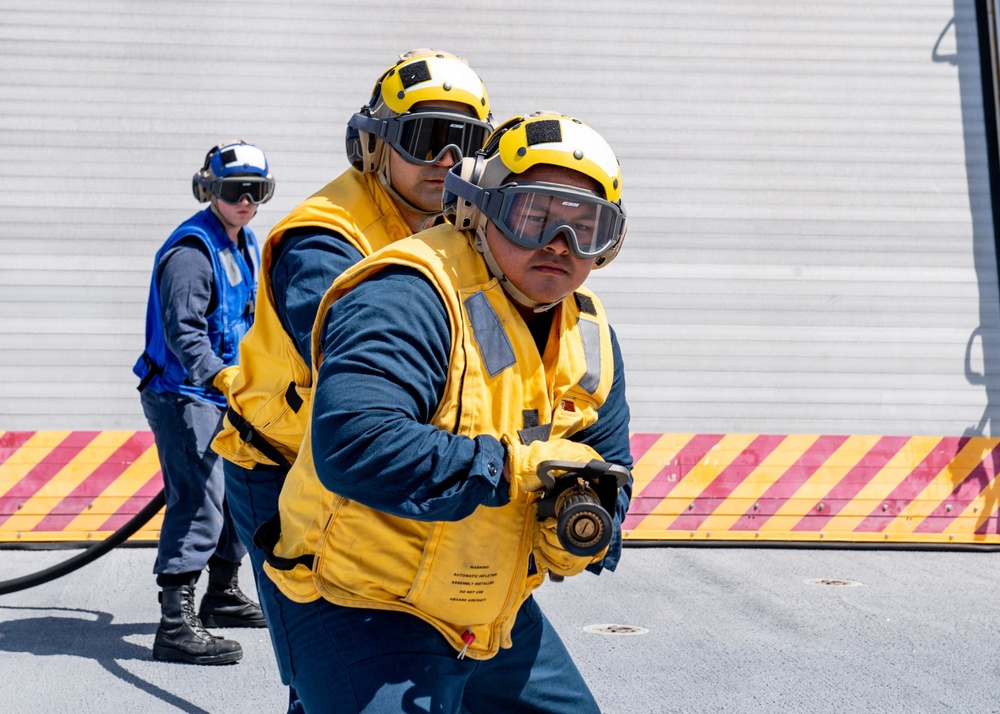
[443,112,627,310]
[346,49,492,175]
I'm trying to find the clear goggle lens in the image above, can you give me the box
[487,184,625,258]
[385,112,492,165]
[214,176,275,205]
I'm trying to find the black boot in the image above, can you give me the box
[199,558,267,629]
[153,583,242,665]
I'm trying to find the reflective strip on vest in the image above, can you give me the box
[578,318,602,394]
[464,291,515,377]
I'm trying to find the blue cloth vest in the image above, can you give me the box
[134,207,260,407]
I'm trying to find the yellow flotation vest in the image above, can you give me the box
[212,169,410,469]
[266,224,616,659]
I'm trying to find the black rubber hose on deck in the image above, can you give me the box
[0,489,166,596]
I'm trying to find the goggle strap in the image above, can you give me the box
[348,112,388,139]
[444,173,513,220]
[444,171,487,209]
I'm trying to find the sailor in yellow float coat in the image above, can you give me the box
[268,224,621,653]
[264,113,633,713]
[214,49,492,470]
[208,50,493,710]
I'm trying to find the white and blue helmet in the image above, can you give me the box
[192,140,275,205]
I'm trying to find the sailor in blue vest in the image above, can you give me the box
[134,140,274,665]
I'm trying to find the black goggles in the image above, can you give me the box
[480,183,626,259]
[213,176,275,205]
[374,111,492,165]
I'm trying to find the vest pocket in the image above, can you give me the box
[316,501,430,602]
[315,499,530,629]
[402,508,526,626]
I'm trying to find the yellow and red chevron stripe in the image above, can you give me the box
[625,433,1000,545]
[0,431,163,543]
[3,431,999,545]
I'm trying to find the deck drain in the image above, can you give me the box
[583,624,649,636]
[805,578,861,587]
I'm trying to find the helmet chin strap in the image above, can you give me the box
[377,153,442,230]
[473,223,560,314]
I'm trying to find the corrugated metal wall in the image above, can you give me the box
[0,0,995,437]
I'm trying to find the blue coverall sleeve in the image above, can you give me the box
[269,228,364,364]
[311,266,509,522]
[157,238,226,386]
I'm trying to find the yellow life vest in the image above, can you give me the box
[266,224,616,659]
[212,169,410,468]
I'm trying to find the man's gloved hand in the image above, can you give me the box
[534,516,608,578]
[212,365,239,398]
[502,436,601,500]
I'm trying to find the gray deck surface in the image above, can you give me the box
[0,544,996,713]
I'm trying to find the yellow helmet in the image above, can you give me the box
[346,49,492,174]
[443,112,626,270]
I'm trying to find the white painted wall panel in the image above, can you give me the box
[0,0,995,438]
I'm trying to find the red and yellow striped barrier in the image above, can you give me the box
[3,431,1000,545]
[1,431,163,543]
[625,433,1000,545]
